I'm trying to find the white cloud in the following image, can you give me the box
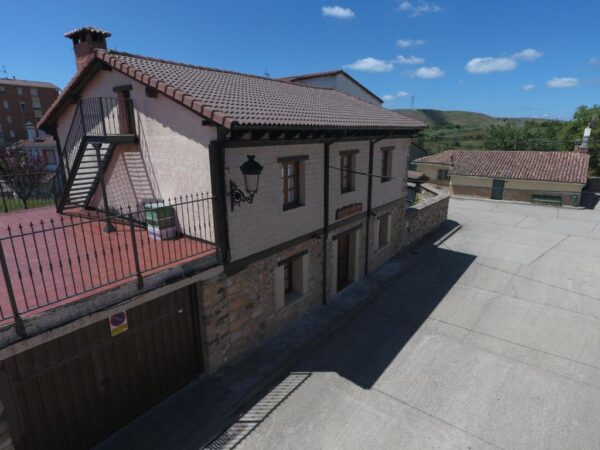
[465,57,517,74]
[394,55,425,65]
[546,77,579,88]
[382,91,410,102]
[465,48,541,75]
[412,66,445,79]
[397,38,426,48]
[512,48,542,61]
[522,84,535,91]
[321,5,355,19]
[397,0,442,17]
[344,57,394,72]
[590,57,600,65]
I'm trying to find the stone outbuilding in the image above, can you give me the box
[415,149,589,206]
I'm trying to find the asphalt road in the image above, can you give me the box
[219,197,600,450]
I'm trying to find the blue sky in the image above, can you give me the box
[1,0,598,119]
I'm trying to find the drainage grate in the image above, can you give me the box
[205,372,311,450]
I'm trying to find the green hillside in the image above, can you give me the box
[395,109,498,127]
[394,109,563,154]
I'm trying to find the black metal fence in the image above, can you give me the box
[0,193,220,329]
[0,172,56,213]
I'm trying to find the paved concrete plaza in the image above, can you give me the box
[222,197,600,450]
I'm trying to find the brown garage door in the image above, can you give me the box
[0,285,203,450]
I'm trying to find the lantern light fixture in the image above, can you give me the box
[230,155,263,210]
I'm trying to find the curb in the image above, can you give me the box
[451,194,586,210]
[200,220,462,448]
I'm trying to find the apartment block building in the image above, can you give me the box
[0,78,59,145]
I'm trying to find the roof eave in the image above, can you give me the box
[37,57,106,131]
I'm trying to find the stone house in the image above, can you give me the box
[415,149,589,206]
[0,27,450,449]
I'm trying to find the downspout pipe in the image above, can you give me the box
[209,126,232,266]
[321,132,346,305]
[364,132,392,276]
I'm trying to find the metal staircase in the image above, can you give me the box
[55,97,136,212]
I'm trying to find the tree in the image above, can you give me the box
[484,121,562,151]
[558,105,600,175]
[0,144,47,209]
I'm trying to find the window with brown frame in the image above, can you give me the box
[381,148,393,182]
[340,153,355,193]
[283,261,293,294]
[282,160,301,210]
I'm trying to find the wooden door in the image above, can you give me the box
[491,179,505,200]
[337,234,351,291]
[0,285,202,450]
[116,91,134,134]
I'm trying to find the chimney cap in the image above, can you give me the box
[64,26,111,39]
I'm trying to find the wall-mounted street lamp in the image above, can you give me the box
[230,155,263,211]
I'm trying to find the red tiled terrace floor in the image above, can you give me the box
[0,206,217,324]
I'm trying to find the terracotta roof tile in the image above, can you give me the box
[414,150,589,184]
[39,50,426,131]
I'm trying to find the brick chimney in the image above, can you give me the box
[64,27,111,71]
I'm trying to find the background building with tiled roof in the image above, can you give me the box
[414,149,589,206]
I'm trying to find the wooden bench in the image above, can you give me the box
[531,195,562,206]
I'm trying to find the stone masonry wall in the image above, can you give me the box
[405,185,450,248]
[451,185,492,198]
[502,189,580,206]
[198,237,323,372]
[453,184,580,206]
[368,202,407,273]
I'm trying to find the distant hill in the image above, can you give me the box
[394,109,559,128]
[395,109,498,128]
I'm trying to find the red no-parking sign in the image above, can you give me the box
[109,311,128,337]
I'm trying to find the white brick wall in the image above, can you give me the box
[56,70,216,210]
[226,137,411,262]
[226,143,324,261]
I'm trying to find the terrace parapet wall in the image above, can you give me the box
[405,184,450,248]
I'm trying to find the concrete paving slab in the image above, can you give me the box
[375,325,600,450]
[444,233,547,265]
[449,208,527,227]
[558,207,600,222]
[234,373,498,450]
[533,249,600,275]
[457,221,565,248]
[449,197,497,211]
[517,215,597,237]
[492,202,560,218]
[432,288,600,368]
[553,234,600,257]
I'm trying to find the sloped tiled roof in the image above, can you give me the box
[39,50,426,131]
[414,150,589,184]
